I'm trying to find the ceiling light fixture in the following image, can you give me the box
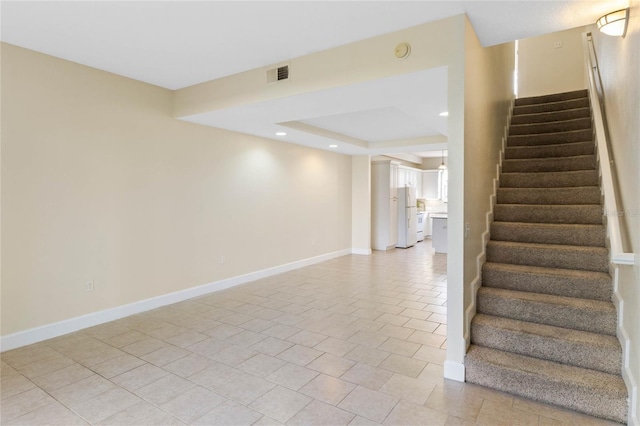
[439,111,449,117]
[329,144,338,148]
[597,8,629,37]
[275,132,287,136]
[438,150,447,170]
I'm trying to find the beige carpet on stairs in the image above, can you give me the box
[464,89,628,424]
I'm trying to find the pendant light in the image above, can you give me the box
[438,150,447,170]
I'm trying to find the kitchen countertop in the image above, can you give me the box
[429,212,448,219]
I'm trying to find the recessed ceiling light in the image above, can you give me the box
[275,132,287,136]
[329,144,338,148]
[439,111,449,117]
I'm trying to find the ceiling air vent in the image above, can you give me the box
[267,64,290,84]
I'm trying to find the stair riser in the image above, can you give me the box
[510,118,591,136]
[482,264,612,301]
[508,129,592,147]
[465,356,627,423]
[514,90,589,106]
[510,108,591,125]
[502,156,596,173]
[476,293,616,335]
[494,205,603,224]
[471,322,621,374]
[490,223,606,247]
[500,171,599,188]
[513,98,590,115]
[505,142,594,159]
[486,243,609,272]
[497,187,600,205]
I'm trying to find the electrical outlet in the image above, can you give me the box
[553,41,563,49]
[465,223,471,239]
[312,238,316,246]
[219,256,225,264]
[85,280,95,292]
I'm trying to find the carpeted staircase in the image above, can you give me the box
[465,89,628,424]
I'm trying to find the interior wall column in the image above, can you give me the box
[351,155,372,255]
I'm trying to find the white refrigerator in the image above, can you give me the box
[396,187,417,248]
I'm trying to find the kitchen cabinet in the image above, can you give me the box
[398,167,418,188]
[398,168,412,188]
[422,170,440,200]
[432,216,448,253]
[372,161,399,250]
[408,170,418,187]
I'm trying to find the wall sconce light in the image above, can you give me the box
[596,8,630,37]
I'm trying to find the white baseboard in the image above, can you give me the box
[611,267,639,425]
[444,360,465,382]
[0,248,352,352]
[351,248,372,255]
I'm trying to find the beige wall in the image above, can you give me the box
[1,43,352,336]
[462,19,515,350]
[592,2,640,421]
[168,12,477,379]
[518,26,588,98]
[174,16,467,118]
[421,157,446,170]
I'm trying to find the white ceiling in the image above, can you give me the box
[0,1,621,90]
[1,0,626,158]
[182,66,449,156]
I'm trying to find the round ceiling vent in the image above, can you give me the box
[394,42,411,59]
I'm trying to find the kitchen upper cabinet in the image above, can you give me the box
[422,170,440,200]
[406,170,418,187]
[397,167,418,188]
[397,168,406,188]
[372,161,399,250]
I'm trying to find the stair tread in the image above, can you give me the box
[466,344,626,392]
[511,106,591,121]
[483,263,612,301]
[505,141,594,159]
[496,202,601,207]
[508,128,592,137]
[478,287,615,313]
[497,186,599,191]
[496,186,601,206]
[478,287,617,328]
[472,313,619,347]
[465,345,627,423]
[488,240,607,252]
[507,128,593,146]
[483,261,610,281]
[490,221,606,247]
[515,90,588,105]
[477,287,616,335]
[503,154,595,163]
[471,314,621,375]
[510,116,591,129]
[501,155,595,173]
[501,169,597,176]
[505,140,593,151]
[499,170,599,189]
[494,204,603,225]
[491,222,605,232]
[513,98,590,116]
[487,240,609,272]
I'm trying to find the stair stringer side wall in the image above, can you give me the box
[613,265,639,425]
[591,103,638,425]
[463,100,514,355]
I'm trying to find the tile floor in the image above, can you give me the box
[1,241,619,425]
